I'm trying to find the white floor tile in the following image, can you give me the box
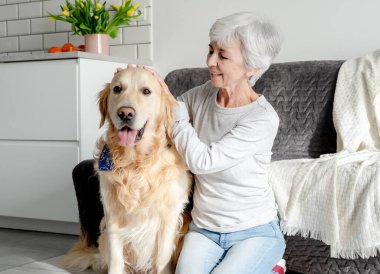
[15,256,69,272]
[0,228,99,273]
[18,255,100,273]
[0,246,63,266]
[0,266,68,273]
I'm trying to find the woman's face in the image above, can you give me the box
[206,40,253,90]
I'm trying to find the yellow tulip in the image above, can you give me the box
[132,3,139,10]
[127,8,135,16]
[96,2,102,9]
[94,15,99,20]
[122,0,131,7]
[111,4,119,11]
[62,5,69,11]
[62,10,70,17]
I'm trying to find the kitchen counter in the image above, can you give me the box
[0,51,152,64]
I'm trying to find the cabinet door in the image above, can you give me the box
[78,58,129,160]
[0,60,78,141]
[0,141,79,222]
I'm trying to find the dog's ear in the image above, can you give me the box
[98,84,110,128]
[160,88,177,138]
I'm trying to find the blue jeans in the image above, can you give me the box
[175,218,286,274]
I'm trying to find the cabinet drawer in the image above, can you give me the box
[0,141,79,222]
[0,60,78,141]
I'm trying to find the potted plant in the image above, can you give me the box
[50,0,141,55]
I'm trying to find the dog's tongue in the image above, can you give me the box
[118,129,137,147]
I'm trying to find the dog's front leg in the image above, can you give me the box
[156,215,179,274]
[107,221,124,274]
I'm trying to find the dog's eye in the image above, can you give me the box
[142,89,151,95]
[113,86,122,94]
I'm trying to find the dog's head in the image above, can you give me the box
[98,68,176,147]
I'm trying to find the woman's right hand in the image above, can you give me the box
[114,63,133,75]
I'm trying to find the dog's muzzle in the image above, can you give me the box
[116,107,147,147]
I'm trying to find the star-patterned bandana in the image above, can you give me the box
[98,145,112,171]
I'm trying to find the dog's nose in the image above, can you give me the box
[118,107,135,121]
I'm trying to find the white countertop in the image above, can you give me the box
[0,51,152,64]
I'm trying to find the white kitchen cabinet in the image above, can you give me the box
[0,55,133,234]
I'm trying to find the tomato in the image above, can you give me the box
[48,46,62,53]
[61,43,75,52]
[67,47,78,52]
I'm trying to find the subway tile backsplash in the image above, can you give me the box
[0,0,153,61]
[0,5,18,21]
[19,34,42,51]
[0,21,7,37]
[7,0,30,4]
[19,2,42,19]
[8,19,30,36]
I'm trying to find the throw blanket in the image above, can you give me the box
[269,49,380,259]
[333,49,380,151]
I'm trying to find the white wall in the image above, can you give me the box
[153,0,380,77]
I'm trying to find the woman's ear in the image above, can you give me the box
[98,84,110,128]
[246,67,260,79]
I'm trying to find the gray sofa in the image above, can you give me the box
[72,60,380,273]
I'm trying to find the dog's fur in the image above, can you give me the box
[61,68,192,274]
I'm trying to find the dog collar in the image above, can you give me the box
[99,145,112,171]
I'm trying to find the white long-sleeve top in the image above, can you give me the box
[172,81,280,232]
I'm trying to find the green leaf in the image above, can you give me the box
[108,28,118,39]
[79,23,92,31]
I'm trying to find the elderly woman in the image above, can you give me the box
[166,12,285,274]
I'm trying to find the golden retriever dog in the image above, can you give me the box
[61,67,192,274]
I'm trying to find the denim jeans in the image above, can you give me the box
[175,218,285,274]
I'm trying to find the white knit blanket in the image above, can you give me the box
[333,49,380,151]
[269,49,380,259]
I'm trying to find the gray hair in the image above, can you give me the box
[209,12,282,86]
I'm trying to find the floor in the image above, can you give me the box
[0,227,302,274]
[0,228,96,274]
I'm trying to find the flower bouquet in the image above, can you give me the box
[50,0,141,39]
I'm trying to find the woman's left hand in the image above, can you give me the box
[140,66,172,96]
[115,64,174,98]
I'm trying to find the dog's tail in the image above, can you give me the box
[58,233,107,273]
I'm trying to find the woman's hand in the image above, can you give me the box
[140,65,172,96]
[114,63,133,75]
[115,64,174,99]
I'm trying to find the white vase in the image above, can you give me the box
[84,34,109,55]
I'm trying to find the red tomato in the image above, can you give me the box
[48,46,62,53]
[61,43,75,52]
